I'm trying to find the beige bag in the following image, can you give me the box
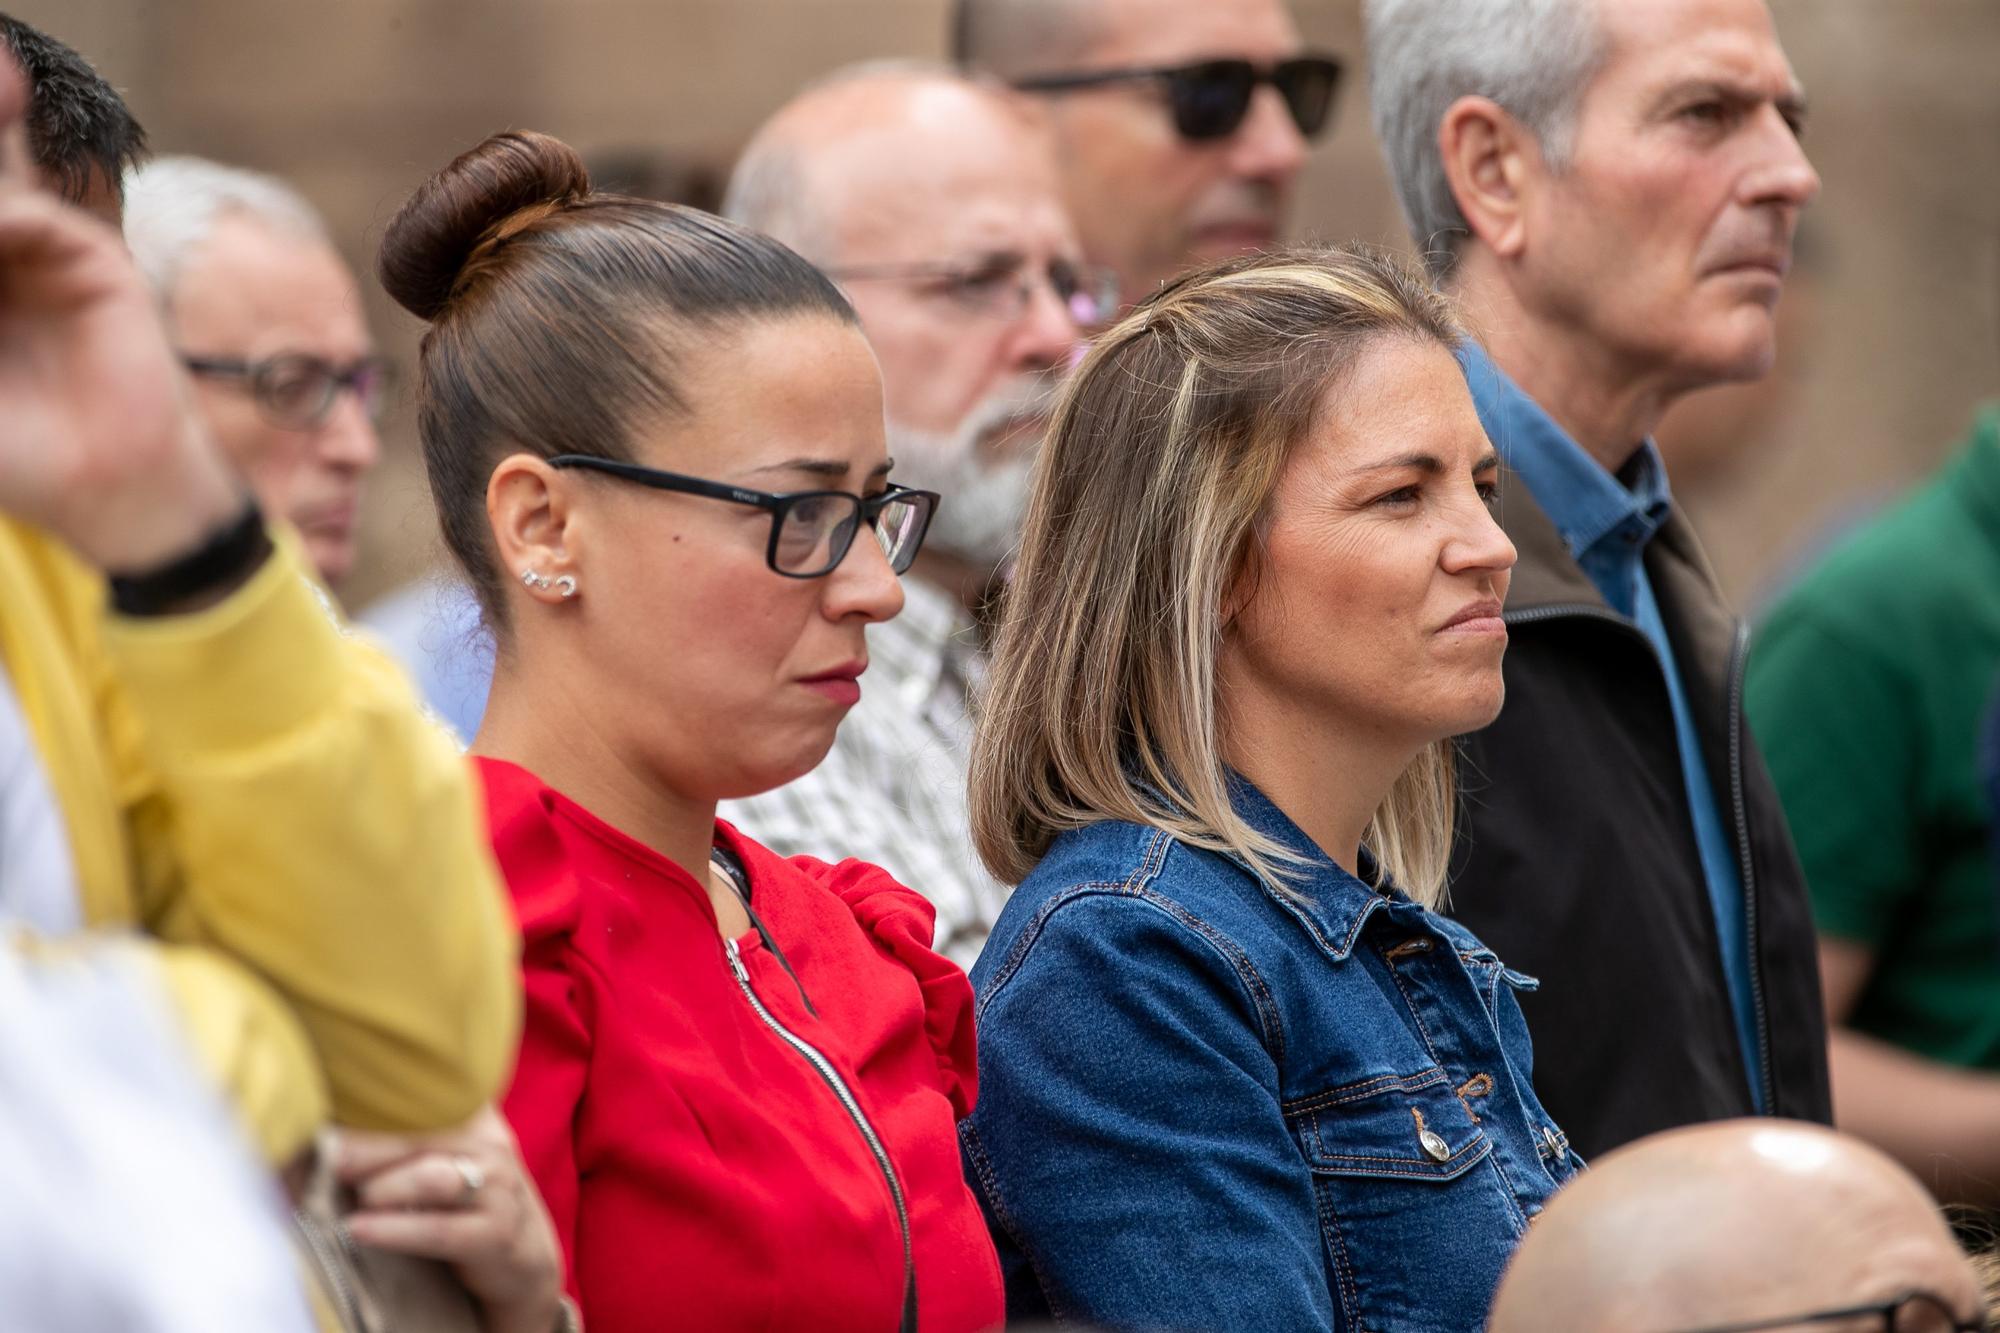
[290,1136,484,1333]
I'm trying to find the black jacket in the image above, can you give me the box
[1447,476,1832,1160]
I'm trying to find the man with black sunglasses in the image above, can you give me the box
[719,63,1091,965]
[124,155,386,588]
[954,0,1332,309]
[1490,1120,1991,1333]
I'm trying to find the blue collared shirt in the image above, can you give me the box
[1458,341,1764,1109]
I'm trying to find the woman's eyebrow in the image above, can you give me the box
[1352,452,1444,475]
[745,457,897,484]
[748,457,853,479]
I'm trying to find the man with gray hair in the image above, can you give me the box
[124,156,386,588]
[720,62,1103,965]
[1364,0,1830,1158]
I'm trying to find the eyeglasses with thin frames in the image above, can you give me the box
[1671,1288,1991,1333]
[547,454,939,579]
[824,254,1120,329]
[181,353,396,430]
[1012,54,1343,142]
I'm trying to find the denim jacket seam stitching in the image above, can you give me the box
[1118,876,1288,1061]
[1485,1151,1534,1234]
[1280,1068,1450,1115]
[1312,1174,1365,1327]
[1311,1140,1488,1173]
[1382,954,1449,1070]
[987,829,1288,1057]
[972,828,1174,1020]
[958,1121,1073,1321]
[1214,838,1383,962]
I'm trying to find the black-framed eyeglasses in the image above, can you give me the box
[825,255,1120,329]
[181,353,396,430]
[1012,53,1343,142]
[547,454,939,579]
[1671,1288,1991,1333]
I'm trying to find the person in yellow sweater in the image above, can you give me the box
[0,27,517,1170]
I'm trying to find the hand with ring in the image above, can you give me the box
[334,1105,565,1333]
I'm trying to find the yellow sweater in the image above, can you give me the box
[0,518,519,1163]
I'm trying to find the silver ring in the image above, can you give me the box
[450,1154,486,1207]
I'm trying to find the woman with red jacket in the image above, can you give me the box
[375,128,1003,1333]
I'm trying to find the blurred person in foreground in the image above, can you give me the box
[123,157,385,589]
[0,941,314,1332]
[377,126,1003,1331]
[0,22,525,1326]
[0,10,514,1170]
[953,0,1339,308]
[1747,400,2000,1206]
[117,155,568,1333]
[1365,0,1830,1159]
[1489,1120,1990,1332]
[720,62,1099,965]
[964,246,1575,1331]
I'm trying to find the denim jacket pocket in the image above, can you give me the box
[1288,1069,1490,1180]
[1286,1071,1520,1332]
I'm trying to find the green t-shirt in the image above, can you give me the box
[1747,405,2000,1069]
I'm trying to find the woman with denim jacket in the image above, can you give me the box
[961,246,1580,1332]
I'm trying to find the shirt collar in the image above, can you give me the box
[1215,773,1416,962]
[1457,340,1673,565]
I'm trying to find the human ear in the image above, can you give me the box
[1438,95,1537,262]
[487,453,582,605]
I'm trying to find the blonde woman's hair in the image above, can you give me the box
[970,243,1465,905]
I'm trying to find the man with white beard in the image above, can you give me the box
[721,63,1103,964]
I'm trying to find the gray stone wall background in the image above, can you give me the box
[14,0,1999,611]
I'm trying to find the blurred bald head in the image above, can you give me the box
[1490,1121,1982,1332]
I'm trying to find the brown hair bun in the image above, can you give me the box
[378,129,591,322]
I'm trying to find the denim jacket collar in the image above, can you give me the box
[1202,772,1410,964]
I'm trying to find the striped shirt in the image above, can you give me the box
[721,576,1009,968]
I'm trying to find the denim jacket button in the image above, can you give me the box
[1419,1128,1451,1162]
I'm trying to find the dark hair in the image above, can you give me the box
[0,14,146,207]
[378,130,857,633]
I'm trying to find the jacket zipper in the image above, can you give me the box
[1505,602,1777,1111]
[724,936,917,1333]
[1725,622,1777,1112]
[293,1210,366,1330]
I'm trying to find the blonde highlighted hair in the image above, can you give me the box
[970,244,1464,905]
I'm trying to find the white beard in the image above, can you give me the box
[886,373,1059,572]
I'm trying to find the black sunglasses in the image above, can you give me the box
[1671,1288,1991,1333]
[1012,54,1342,142]
[547,454,939,580]
[182,353,395,429]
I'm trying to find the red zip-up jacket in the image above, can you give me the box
[482,758,1004,1332]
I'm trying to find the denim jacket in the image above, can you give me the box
[961,780,1580,1332]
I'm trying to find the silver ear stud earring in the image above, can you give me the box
[554,574,577,599]
[520,568,551,591]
